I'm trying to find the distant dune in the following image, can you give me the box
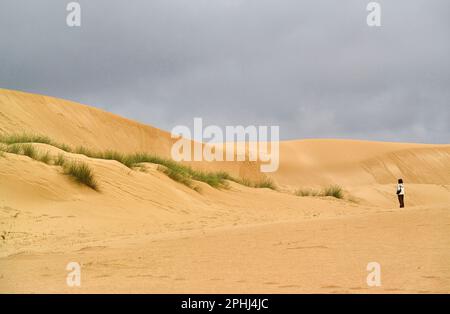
[0,88,449,293]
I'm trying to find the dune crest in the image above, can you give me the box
[0,88,174,155]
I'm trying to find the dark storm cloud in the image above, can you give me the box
[0,0,449,143]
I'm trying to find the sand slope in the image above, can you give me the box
[276,139,450,186]
[0,88,449,293]
[0,89,175,155]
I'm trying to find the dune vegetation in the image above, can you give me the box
[322,185,344,199]
[231,176,277,190]
[54,153,66,166]
[63,161,98,190]
[295,188,320,197]
[295,185,344,199]
[0,133,277,191]
[0,139,97,190]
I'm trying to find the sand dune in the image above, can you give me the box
[276,139,450,186]
[0,88,449,293]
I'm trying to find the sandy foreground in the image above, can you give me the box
[0,88,449,293]
[1,206,450,293]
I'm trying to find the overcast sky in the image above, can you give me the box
[0,0,449,143]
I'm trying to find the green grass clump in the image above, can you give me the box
[21,144,37,159]
[1,141,49,164]
[54,153,66,166]
[322,185,343,199]
[237,177,253,187]
[59,143,72,152]
[122,152,230,189]
[74,146,94,156]
[254,177,276,189]
[63,161,98,190]
[186,169,228,189]
[295,185,344,199]
[187,170,230,189]
[6,144,21,154]
[73,148,132,168]
[295,188,320,197]
[0,143,6,157]
[0,133,74,153]
[233,176,276,190]
[99,150,127,163]
[37,151,52,164]
[158,165,194,188]
[124,153,171,168]
[0,133,53,146]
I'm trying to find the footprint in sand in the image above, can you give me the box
[126,274,153,278]
[321,285,342,289]
[263,281,279,285]
[349,287,364,290]
[422,275,438,279]
[286,245,328,250]
[278,284,302,288]
[77,245,107,252]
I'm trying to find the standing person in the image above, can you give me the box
[396,179,405,208]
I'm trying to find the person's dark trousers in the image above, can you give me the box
[398,195,404,208]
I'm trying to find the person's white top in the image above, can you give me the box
[397,183,405,195]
